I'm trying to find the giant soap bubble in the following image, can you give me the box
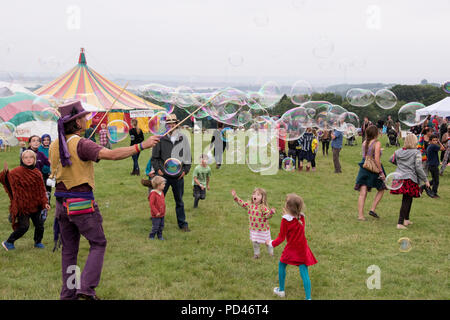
[398,102,426,127]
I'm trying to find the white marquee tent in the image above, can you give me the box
[416,97,450,119]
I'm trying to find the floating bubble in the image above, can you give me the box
[138,83,175,103]
[281,157,296,171]
[290,80,313,105]
[384,172,403,191]
[280,107,309,141]
[0,121,15,139]
[346,88,375,107]
[398,237,412,253]
[343,123,358,139]
[164,158,182,176]
[148,111,171,135]
[174,86,198,108]
[163,103,174,114]
[442,81,450,94]
[107,119,129,143]
[31,95,62,121]
[253,12,269,27]
[339,111,359,128]
[375,89,397,109]
[237,110,252,126]
[228,52,244,67]
[312,37,335,59]
[228,148,245,164]
[398,102,426,127]
[258,81,282,109]
[246,141,278,173]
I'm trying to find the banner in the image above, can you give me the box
[129,110,155,118]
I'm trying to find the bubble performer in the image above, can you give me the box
[49,100,159,300]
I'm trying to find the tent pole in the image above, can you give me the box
[88,82,129,139]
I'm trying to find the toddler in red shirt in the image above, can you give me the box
[267,193,317,299]
[149,176,166,240]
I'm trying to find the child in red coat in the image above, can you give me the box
[267,193,317,299]
[149,176,166,240]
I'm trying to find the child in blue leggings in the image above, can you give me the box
[267,193,317,299]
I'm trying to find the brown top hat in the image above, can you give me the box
[58,100,90,123]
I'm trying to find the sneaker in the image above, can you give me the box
[149,236,155,240]
[158,236,165,240]
[273,287,285,298]
[369,210,380,219]
[432,194,440,198]
[424,187,435,198]
[2,241,15,251]
[181,226,191,232]
[34,243,45,249]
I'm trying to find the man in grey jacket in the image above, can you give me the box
[152,114,191,232]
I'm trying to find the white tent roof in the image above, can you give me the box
[416,97,450,118]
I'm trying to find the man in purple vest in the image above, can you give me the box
[50,100,159,300]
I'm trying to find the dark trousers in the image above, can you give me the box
[56,199,107,300]
[322,140,330,155]
[163,177,188,229]
[398,195,413,225]
[332,147,342,173]
[311,156,316,168]
[7,211,44,244]
[150,217,165,238]
[429,165,440,194]
[131,152,140,172]
[288,149,297,168]
[278,151,286,169]
[193,185,206,208]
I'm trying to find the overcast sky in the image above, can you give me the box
[0,0,448,86]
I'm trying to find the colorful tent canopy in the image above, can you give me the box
[34,48,162,112]
[0,84,42,126]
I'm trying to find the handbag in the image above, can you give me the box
[363,141,379,173]
[64,198,95,216]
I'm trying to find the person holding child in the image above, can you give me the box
[231,188,275,259]
[1,150,50,251]
[192,154,211,209]
[267,193,317,299]
[149,176,166,240]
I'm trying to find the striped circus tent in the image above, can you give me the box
[34,48,163,132]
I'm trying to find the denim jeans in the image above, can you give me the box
[132,153,140,172]
[163,177,188,229]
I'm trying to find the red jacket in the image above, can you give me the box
[271,214,317,266]
[149,190,166,218]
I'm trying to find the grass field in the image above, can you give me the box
[0,132,449,300]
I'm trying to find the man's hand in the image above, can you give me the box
[142,135,160,149]
[178,171,185,180]
[3,161,8,171]
[207,185,210,191]
[158,169,164,176]
[45,204,51,210]
[425,181,431,188]
[200,185,205,190]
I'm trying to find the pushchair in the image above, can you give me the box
[386,127,400,147]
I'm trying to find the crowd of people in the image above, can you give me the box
[0,102,448,300]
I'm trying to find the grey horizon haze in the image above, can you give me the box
[0,0,448,87]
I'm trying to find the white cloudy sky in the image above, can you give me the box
[0,0,448,86]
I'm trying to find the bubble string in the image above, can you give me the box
[161,90,222,137]
[88,82,129,140]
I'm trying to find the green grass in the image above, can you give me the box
[0,133,449,300]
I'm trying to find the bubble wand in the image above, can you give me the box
[161,91,222,137]
[88,82,129,140]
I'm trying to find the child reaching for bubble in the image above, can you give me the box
[231,188,275,259]
[266,193,317,299]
